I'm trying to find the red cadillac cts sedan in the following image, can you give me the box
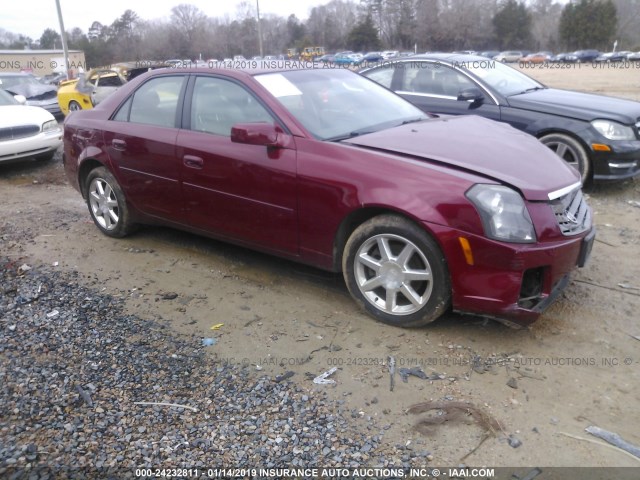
[63,66,595,327]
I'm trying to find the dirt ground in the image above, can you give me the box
[1,65,639,469]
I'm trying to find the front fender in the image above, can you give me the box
[511,111,591,140]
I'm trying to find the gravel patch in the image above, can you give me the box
[0,257,425,477]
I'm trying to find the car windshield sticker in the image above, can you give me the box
[255,74,302,98]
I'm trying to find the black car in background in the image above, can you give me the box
[549,53,571,62]
[594,51,632,63]
[360,54,640,183]
[565,49,601,63]
[363,51,385,62]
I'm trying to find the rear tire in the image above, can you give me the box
[85,167,134,238]
[343,214,450,327]
[68,100,82,112]
[539,133,591,184]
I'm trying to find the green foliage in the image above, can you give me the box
[559,0,617,50]
[287,14,307,46]
[111,10,140,38]
[39,28,61,49]
[347,15,382,51]
[492,0,532,50]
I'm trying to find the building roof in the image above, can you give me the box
[0,49,83,54]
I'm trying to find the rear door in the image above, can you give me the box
[102,74,188,221]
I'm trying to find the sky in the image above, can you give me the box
[2,0,333,41]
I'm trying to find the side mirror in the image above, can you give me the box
[457,87,485,104]
[14,94,27,105]
[231,123,283,148]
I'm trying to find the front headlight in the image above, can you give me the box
[591,120,635,141]
[466,184,536,243]
[42,120,60,132]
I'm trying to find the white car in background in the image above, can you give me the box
[0,89,62,164]
[494,50,523,62]
[381,50,399,59]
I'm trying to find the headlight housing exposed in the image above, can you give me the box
[42,120,60,133]
[591,119,635,141]
[466,184,536,243]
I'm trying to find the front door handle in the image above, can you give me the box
[111,139,127,151]
[183,155,204,169]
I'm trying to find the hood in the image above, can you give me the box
[0,104,55,128]
[4,82,57,100]
[59,78,79,87]
[75,75,96,94]
[344,115,579,201]
[507,88,640,125]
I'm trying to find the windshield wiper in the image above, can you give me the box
[514,86,546,95]
[326,117,427,142]
[399,116,426,126]
[326,128,376,142]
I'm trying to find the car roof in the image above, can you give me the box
[0,72,32,77]
[151,63,364,77]
[380,53,484,63]
[89,61,168,73]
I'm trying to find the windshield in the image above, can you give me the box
[0,89,19,106]
[0,75,42,89]
[463,60,544,96]
[255,69,426,141]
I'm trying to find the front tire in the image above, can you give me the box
[343,215,450,327]
[85,167,134,237]
[35,151,55,162]
[539,133,591,184]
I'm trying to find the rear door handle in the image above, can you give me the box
[183,155,204,169]
[111,139,127,151]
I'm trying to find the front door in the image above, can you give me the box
[395,62,502,121]
[177,75,298,254]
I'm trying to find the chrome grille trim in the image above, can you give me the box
[0,125,40,142]
[551,188,592,236]
[548,181,581,200]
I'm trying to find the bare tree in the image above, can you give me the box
[436,0,497,51]
[613,0,640,48]
[170,4,208,57]
[260,15,289,55]
[307,0,358,50]
[139,20,176,59]
[530,0,562,51]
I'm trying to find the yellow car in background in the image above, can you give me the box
[57,61,167,116]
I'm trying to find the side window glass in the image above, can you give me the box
[129,76,184,127]
[191,76,274,136]
[438,68,475,96]
[403,63,449,95]
[97,73,124,87]
[400,62,422,91]
[404,63,475,97]
[364,66,394,89]
[112,97,132,122]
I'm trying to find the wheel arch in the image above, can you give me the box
[534,128,591,153]
[78,158,107,199]
[331,206,444,272]
[534,129,593,182]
